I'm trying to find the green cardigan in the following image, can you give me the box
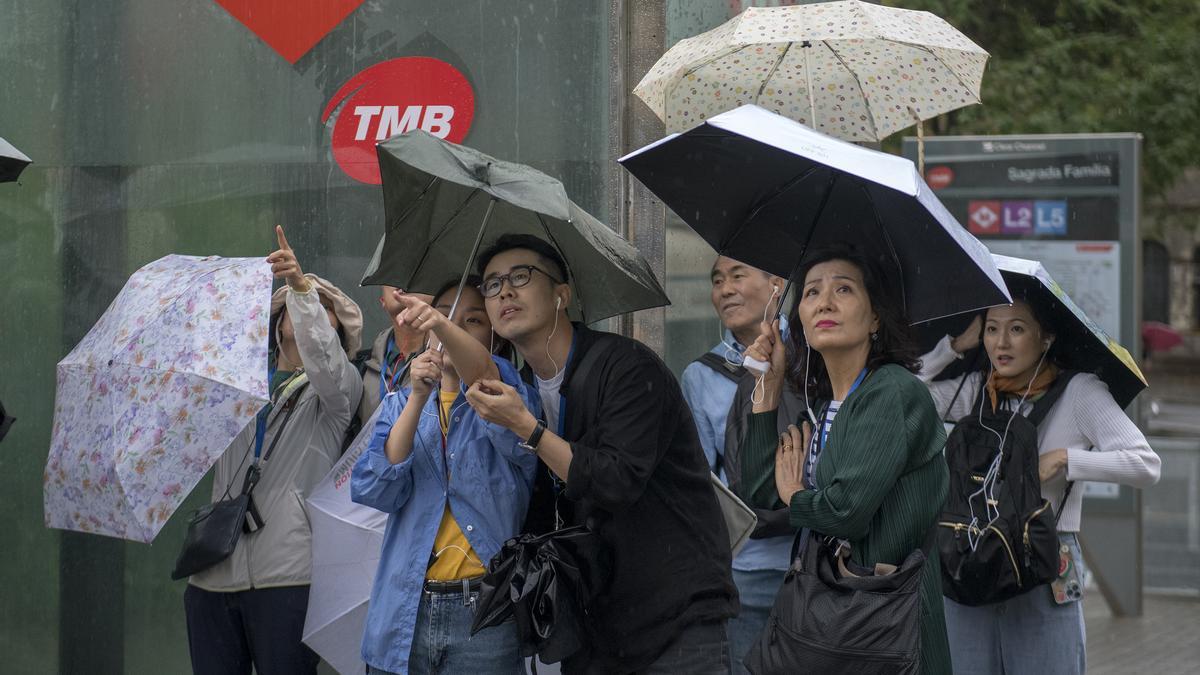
[742,364,952,675]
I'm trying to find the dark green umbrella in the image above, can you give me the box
[360,130,669,323]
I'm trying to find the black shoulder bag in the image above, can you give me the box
[746,530,935,675]
[171,382,309,580]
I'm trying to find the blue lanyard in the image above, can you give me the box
[555,332,579,438]
[379,334,407,400]
[253,365,278,460]
[806,368,869,490]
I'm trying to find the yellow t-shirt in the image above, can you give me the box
[426,388,486,581]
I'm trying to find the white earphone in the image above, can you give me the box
[744,284,783,378]
[555,297,562,309]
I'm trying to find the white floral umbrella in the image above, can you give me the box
[43,255,271,543]
[634,0,988,145]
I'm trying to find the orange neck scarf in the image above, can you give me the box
[986,362,1060,410]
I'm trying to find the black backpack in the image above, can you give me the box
[938,370,1077,606]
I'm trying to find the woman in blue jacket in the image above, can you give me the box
[352,277,540,675]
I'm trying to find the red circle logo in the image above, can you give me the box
[926,166,954,190]
[322,57,476,184]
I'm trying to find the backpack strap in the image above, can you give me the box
[692,352,746,384]
[1025,370,1079,522]
[1027,370,1079,427]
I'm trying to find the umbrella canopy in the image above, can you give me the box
[620,104,1009,324]
[302,406,387,675]
[1,136,32,183]
[0,399,13,443]
[360,130,669,323]
[43,255,271,543]
[633,0,988,141]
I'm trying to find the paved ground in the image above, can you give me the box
[1085,591,1200,674]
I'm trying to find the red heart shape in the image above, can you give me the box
[215,0,365,63]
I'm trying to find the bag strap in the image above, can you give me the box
[563,335,616,427]
[241,382,309,496]
[693,352,746,384]
[1055,481,1076,524]
[940,348,985,422]
[1026,370,1078,427]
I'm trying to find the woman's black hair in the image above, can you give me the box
[785,244,921,400]
[431,275,514,361]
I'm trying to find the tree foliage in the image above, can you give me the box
[884,0,1200,196]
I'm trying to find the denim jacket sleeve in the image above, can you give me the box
[351,391,416,513]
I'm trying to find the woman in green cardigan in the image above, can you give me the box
[740,246,952,674]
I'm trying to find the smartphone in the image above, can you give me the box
[1051,542,1083,605]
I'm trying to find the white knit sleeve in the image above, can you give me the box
[919,335,977,422]
[1065,374,1161,488]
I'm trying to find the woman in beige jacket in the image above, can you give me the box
[184,226,363,675]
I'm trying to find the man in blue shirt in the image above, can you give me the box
[680,255,791,674]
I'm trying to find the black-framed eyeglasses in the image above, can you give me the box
[479,265,563,298]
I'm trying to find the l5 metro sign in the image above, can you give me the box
[322,57,476,184]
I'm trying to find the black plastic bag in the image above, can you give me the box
[472,524,611,665]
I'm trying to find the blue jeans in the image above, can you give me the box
[368,586,524,675]
[944,533,1087,675]
[728,568,786,674]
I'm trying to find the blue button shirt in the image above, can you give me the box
[680,327,794,572]
[351,356,540,674]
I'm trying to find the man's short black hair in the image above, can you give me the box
[476,233,568,283]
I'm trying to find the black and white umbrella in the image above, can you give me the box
[620,104,1009,324]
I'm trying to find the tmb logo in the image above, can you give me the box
[925,166,954,190]
[323,57,475,184]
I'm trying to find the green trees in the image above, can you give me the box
[887,0,1200,197]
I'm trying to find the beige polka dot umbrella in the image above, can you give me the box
[635,1,988,149]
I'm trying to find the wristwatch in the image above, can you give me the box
[518,420,547,454]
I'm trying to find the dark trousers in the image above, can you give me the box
[184,584,320,675]
[640,620,730,675]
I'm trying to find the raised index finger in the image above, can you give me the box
[275,225,291,251]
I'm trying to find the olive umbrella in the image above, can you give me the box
[361,130,669,323]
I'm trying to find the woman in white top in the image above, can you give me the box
[921,294,1160,675]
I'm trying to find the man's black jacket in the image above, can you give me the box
[521,324,737,674]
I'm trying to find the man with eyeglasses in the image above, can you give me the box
[463,234,737,674]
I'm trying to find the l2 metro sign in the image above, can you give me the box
[322,57,476,185]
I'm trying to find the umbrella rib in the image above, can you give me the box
[386,175,441,234]
[822,42,880,141]
[665,45,755,115]
[724,166,819,251]
[753,43,793,103]
[903,41,983,102]
[112,262,245,365]
[858,181,908,316]
[534,212,582,314]
[403,188,483,288]
[794,172,839,269]
[426,187,484,247]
